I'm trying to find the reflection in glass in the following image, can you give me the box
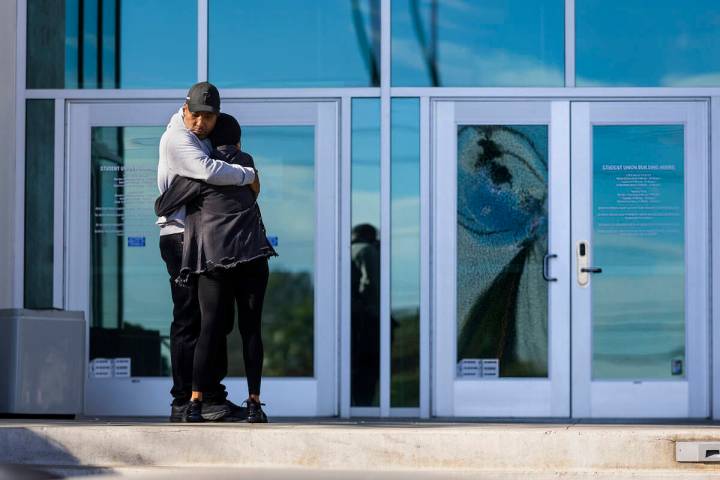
[392,0,564,87]
[24,100,55,309]
[351,99,381,406]
[27,0,196,88]
[391,98,420,407]
[227,126,315,377]
[456,125,548,378]
[91,127,171,376]
[592,126,685,379]
[577,0,720,86]
[209,0,380,88]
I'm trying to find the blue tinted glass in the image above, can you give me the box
[238,126,316,377]
[577,0,720,86]
[391,98,420,407]
[351,99,381,407]
[28,0,196,88]
[209,0,380,87]
[24,100,55,308]
[592,126,685,379]
[392,0,564,87]
[91,126,171,376]
[117,0,197,88]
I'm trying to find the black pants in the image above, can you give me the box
[159,233,227,403]
[195,258,269,396]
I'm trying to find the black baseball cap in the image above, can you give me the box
[185,82,220,114]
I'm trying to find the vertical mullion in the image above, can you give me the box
[197,0,208,81]
[565,0,575,87]
[711,97,720,419]
[419,96,430,418]
[53,99,65,309]
[379,0,391,417]
[340,96,352,418]
[15,0,27,308]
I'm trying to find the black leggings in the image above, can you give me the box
[193,258,269,396]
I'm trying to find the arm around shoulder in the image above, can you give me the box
[165,130,255,186]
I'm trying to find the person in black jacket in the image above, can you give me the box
[155,113,277,423]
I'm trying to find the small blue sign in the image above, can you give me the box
[671,359,683,376]
[267,236,278,247]
[127,237,146,247]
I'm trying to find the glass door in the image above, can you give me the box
[66,100,339,416]
[432,101,571,417]
[570,102,710,418]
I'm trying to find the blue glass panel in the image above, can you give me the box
[117,0,196,88]
[391,98,420,407]
[577,0,720,86]
[24,100,55,308]
[351,99,381,406]
[28,0,196,88]
[209,0,380,87]
[392,0,564,87]
[592,126,685,379]
[238,126,316,377]
[456,125,549,378]
[91,126,171,376]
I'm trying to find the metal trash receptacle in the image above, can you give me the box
[0,309,85,416]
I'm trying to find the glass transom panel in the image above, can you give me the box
[209,0,380,88]
[392,0,565,87]
[577,0,720,86]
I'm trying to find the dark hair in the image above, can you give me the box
[351,223,378,243]
[209,112,241,147]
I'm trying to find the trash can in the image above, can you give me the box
[0,309,85,416]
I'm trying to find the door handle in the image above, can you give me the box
[576,240,599,287]
[543,254,558,282]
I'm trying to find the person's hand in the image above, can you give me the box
[250,169,260,197]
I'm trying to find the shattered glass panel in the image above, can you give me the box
[456,125,549,378]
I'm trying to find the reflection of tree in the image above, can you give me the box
[227,270,314,377]
[457,125,548,377]
[391,307,419,407]
[410,0,441,86]
[351,0,381,86]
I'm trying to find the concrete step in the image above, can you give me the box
[3,419,720,476]
[9,465,720,480]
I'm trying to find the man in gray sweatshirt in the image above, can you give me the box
[158,82,255,422]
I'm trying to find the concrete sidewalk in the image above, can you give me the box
[3,418,720,477]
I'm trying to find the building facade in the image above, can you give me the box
[2,0,720,419]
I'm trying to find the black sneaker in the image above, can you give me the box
[245,399,268,424]
[169,401,188,423]
[185,399,204,423]
[223,399,248,421]
[200,399,234,421]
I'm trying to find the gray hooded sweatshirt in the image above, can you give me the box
[156,108,256,236]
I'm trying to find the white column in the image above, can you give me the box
[0,0,19,308]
